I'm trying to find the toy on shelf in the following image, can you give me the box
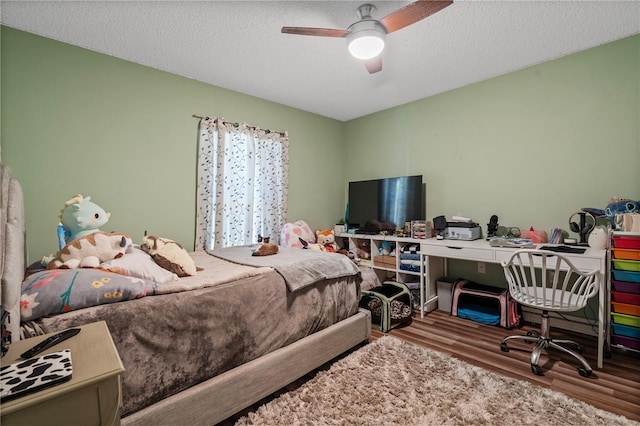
[316,229,339,252]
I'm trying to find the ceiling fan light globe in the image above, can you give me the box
[347,31,385,60]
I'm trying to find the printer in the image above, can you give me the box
[443,218,482,241]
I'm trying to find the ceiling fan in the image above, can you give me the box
[281,1,453,74]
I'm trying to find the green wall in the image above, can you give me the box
[1,26,345,262]
[344,34,640,234]
[2,26,639,266]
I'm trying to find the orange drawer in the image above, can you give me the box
[612,248,640,261]
[611,301,640,316]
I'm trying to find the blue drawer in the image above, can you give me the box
[612,323,640,339]
[612,269,640,283]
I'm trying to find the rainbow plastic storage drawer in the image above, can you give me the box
[611,323,640,339]
[611,312,640,328]
[612,248,640,261]
[611,313,640,349]
[611,302,640,316]
[611,334,640,351]
[612,291,640,305]
[612,280,640,294]
[612,270,640,283]
[612,259,640,272]
[612,236,640,249]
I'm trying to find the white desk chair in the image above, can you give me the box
[500,249,600,377]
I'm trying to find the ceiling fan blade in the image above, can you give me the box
[364,56,382,74]
[281,27,349,38]
[380,0,453,34]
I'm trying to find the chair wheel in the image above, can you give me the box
[500,342,509,352]
[578,367,592,377]
[531,364,544,376]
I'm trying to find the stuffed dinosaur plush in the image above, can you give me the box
[59,194,111,243]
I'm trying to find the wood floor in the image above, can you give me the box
[221,310,640,424]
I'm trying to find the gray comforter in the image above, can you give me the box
[25,252,361,417]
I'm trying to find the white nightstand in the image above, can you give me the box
[1,321,125,426]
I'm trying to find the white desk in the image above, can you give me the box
[419,238,608,369]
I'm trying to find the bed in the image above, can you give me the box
[0,164,371,425]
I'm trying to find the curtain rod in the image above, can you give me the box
[192,114,286,137]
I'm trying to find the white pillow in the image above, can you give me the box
[100,248,179,283]
[280,220,315,248]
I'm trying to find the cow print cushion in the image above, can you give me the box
[1,349,72,401]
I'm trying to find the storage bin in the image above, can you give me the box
[611,312,640,327]
[612,248,640,260]
[612,236,640,249]
[436,277,455,313]
[612,291,640,305]
[612,259,640,272]
[611,323,640,339]
[611,302,640,316]
[611,334,640,351]
[373,255,396,268]
[612,269,640,283]
[612,280,640,294]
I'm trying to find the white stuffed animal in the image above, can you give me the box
[141,235,197,277]
[47,232,131,270]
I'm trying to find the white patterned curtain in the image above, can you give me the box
[196,117,289,250]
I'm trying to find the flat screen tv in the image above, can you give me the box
[348,175,424,233]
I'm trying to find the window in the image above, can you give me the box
[196,117,289,250]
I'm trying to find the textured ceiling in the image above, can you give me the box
[2,0,639,121]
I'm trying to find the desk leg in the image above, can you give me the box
[421,255,444,316]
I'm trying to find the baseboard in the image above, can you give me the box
[521,307,598,337]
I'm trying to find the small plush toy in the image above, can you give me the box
[142,234,197,277]
[605,198,640,228]
[379,241,392,256]
[355,239,370,260]
[316,229,339,252]
[47,232,132,270]
[59,194,111,243]
[299,237,326,251]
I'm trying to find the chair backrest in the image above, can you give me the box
[501,249,600,312]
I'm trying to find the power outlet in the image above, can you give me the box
[477,262,486,274]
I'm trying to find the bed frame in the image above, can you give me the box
[0,164,371,424]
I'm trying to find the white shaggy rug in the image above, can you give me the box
[235,336,638,425]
